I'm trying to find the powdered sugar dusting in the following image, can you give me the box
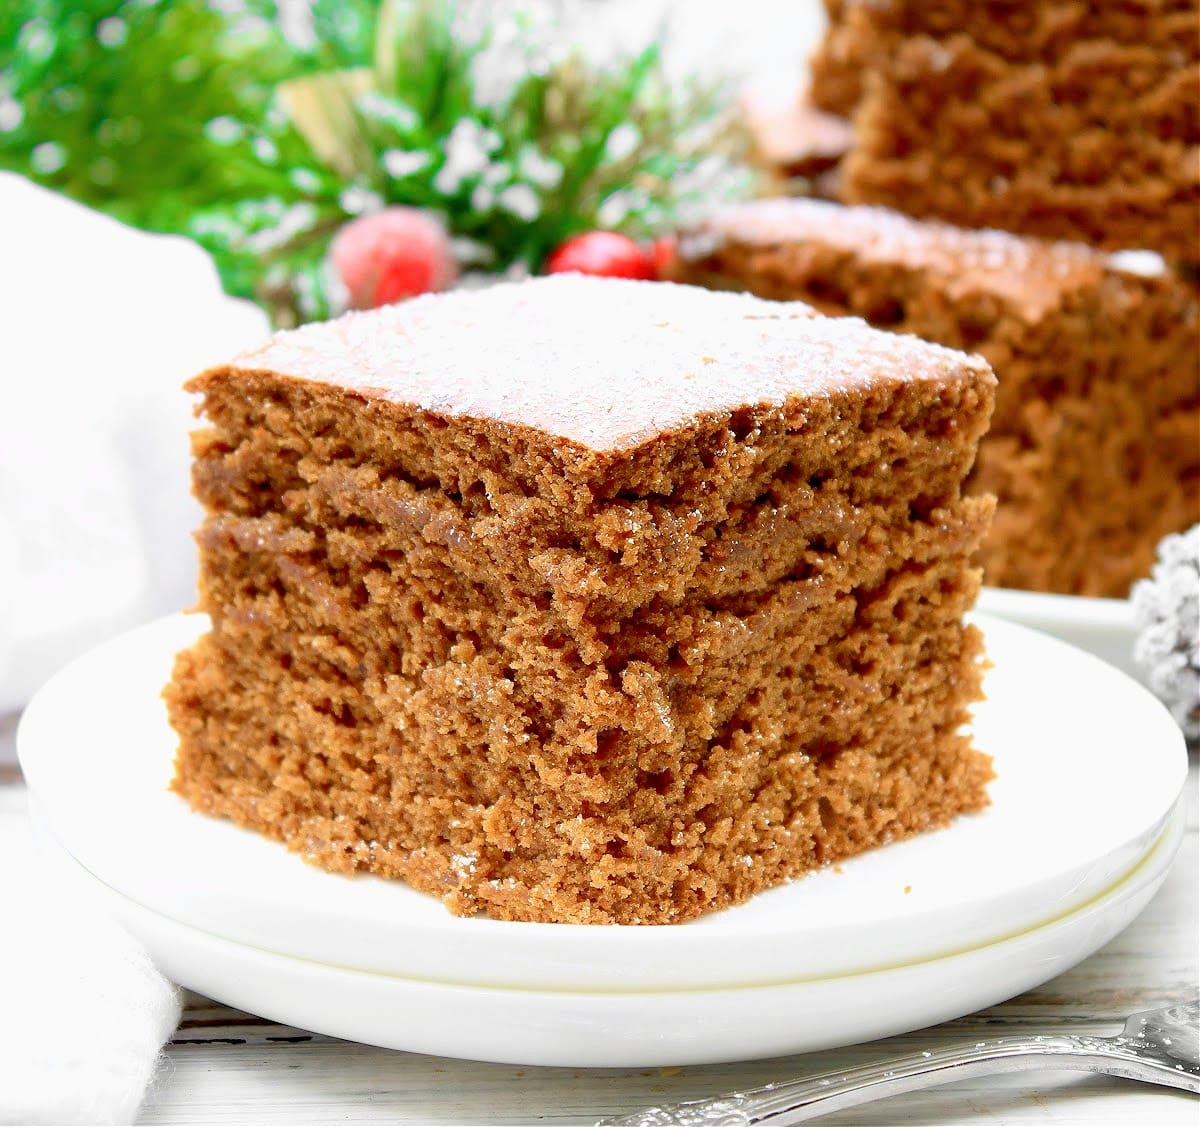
[225,276,987,452]
[682,199,1114,317]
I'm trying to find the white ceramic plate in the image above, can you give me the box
[35,802,1185,1068]
[977,586,1138,679]
[18,612,1186,993]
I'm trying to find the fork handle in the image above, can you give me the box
[598,1036,1198,1126]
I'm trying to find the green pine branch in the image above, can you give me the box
[1,0,756,326]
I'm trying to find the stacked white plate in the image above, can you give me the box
[18,611,1186,1067]
[976,586,1141,681]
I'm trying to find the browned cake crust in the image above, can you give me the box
[676,199,1200,597]
[166,277,996,925]
[817,0,1200,264]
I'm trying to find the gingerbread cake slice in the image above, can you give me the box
[828,0,1200,264]
[166,275,996,925]
[676,198,1200,597]
[810,0,1200,119]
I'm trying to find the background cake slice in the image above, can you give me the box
[820,0,1200,266]
[166,276,996,925]
[676,198,1200,598]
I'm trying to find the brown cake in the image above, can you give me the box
[166,276,996,925]
[808,0,866,118]
[811,0,1200,117]
[676,198,1200,597]
[826,0,1200,265]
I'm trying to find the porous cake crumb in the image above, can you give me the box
[677,198,1200,597]
[166,276,996,924]
[824,0,1200,264]
[808,0,865,118]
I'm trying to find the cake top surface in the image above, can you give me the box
[682,198,1162,318]
[222,276,987,453]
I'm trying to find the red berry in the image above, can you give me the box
[544,231,656,280]
[650,235,678,280]
[331,207,458,310]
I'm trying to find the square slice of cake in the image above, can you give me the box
[676,198,1200,597]
[166,276,996,925]
[832,2,1200,265]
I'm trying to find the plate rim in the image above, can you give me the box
[38,798,1185,1067]
[34,793,1184,992]
[977,585,1135,629]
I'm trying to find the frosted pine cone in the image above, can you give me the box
[1131,525,1200,742]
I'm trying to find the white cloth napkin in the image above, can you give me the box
[0,176,270,1121]
[0,797,181,1125]
[0,173,270,711]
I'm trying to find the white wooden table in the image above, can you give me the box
[1,716,1196,1126]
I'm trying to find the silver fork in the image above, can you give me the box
[599,1000,1199,1125]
